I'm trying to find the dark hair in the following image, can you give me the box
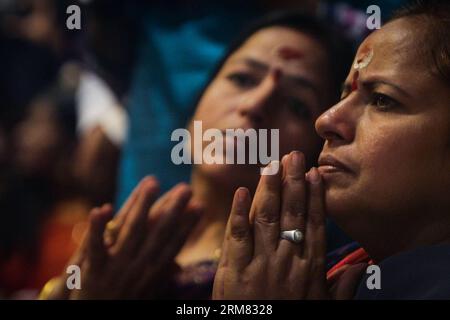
[390,0,450,85]
[190,10,353,114]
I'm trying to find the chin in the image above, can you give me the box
[198,163,260,191]
[324,185,359,220]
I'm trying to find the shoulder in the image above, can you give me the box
[355,244,450,300]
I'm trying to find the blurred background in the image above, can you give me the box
[0,0,406,299]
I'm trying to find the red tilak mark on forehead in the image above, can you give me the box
[277,46,304,61]
[351,71,359,91]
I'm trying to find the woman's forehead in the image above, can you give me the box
[346,19,429,88]
[344,18,449,112]
[224,28,328,78]
[356,19,421,67]
[234,27,325,61]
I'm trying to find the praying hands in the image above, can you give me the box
[213,151,365,300]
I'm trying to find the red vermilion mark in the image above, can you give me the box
[277,46,304,61]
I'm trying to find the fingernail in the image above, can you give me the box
[281,154,289,166]
[140,177,157,191]
[189,199,203,211]
[142,175,155,184]
[237,187,248,202]
[308,167,321,184]
[291,151,303,170]
[169,183,184,197]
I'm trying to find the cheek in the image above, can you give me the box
[360,129,402,174]
[361,120,436,175]
[327,114,448,217]
[192,82,238,128]
[356,122,441,209]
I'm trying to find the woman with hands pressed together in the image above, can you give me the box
[41,11,351,299]
[214,1,450,300]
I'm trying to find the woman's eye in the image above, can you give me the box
[227,73,258,89]
[370,92,399,111]
[286,98,311,119]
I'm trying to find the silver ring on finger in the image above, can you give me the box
[280,229,303,244]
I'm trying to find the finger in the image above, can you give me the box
[104,176,157,247]
[137,183,193,263]
[86,204,113,271]
[278,151,306,256]
[220,187,253,271]
[118,176,157,218]
[67,221,90,267]
[304,167,327,260]
[124,184,192,296]
[146,182,191,227]
[111,178,160,258]
[146,184,180,227]
[251,160,282,254]
[133,203,203,298]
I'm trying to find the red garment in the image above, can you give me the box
[0,200,88,297]
[326,247,373,280]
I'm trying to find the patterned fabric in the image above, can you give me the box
[169,260,219,300]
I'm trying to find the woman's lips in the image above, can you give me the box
[318,154,353,175]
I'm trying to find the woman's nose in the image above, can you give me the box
[315,98,357,145]
[237,70,280,125]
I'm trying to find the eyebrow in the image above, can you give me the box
[231,57,268,72]
[343,78,412,98]
[231,57,320,95]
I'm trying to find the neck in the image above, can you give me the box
[175,168,235,267]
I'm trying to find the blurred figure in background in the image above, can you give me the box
[0,0,135,298]
[0,79,90,299]
[0,0,83,298]
[73,0,137,206]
